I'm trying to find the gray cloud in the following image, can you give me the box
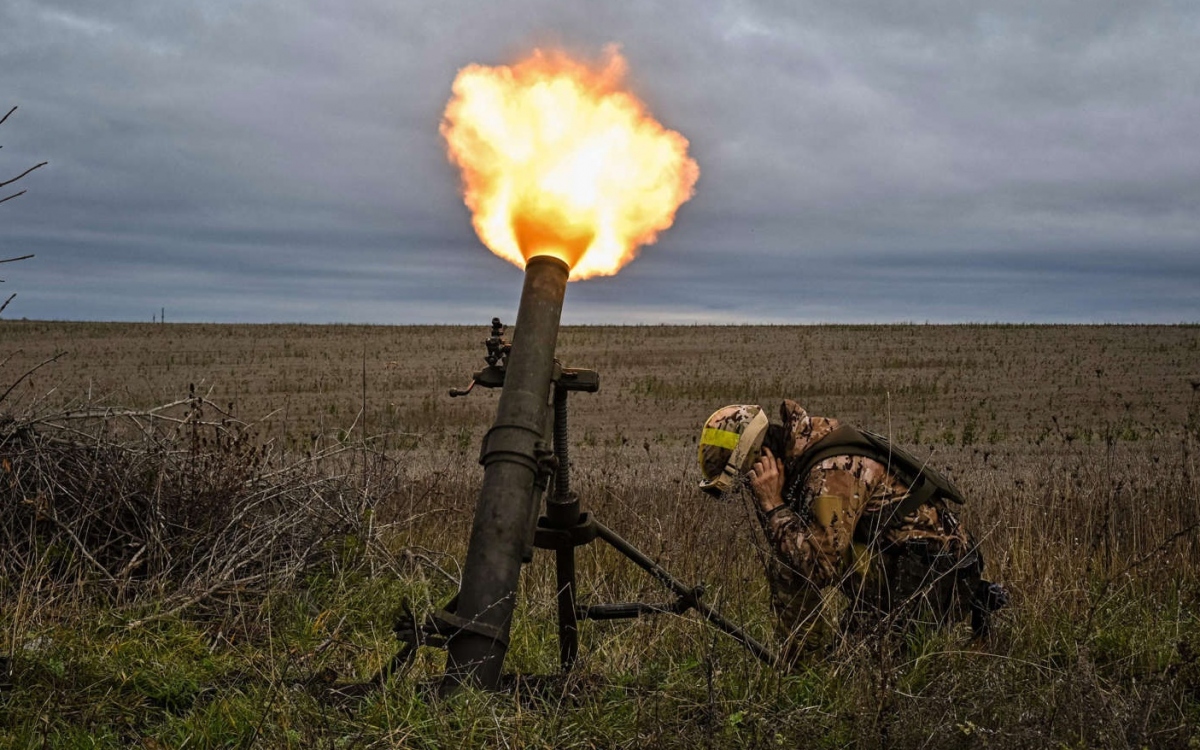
[1,0,1197,324]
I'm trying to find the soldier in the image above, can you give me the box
[698,400,1005,659]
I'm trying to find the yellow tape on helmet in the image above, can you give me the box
[700,427,741,450]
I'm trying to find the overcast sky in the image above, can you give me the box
[2,1,1198,324]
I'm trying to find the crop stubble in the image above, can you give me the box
[2,321,1198,746]
[3,320,1197,581]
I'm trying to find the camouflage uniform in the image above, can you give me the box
[759,400,984,657]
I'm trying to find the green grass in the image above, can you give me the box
[3,564,1198,748]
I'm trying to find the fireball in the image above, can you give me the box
[441,47,699,279]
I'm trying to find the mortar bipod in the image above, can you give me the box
[363,324,778,692]
[534,382,778,671]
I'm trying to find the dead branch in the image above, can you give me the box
[1113,521,1200,580]
[0,255,36,286]
[0,351,66,404]
[1,106,47,207]
[0,161,48,191]
[41,506,119,583]
[0,349,22,369]
[126,573,269,629]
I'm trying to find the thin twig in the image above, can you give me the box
[1113,521,1200,579]
[0,350,66,404]
[0,106,15,127]
[41,508,118,583]
[0,349,22,370]
[0,162,47,190]
[125,573,268,629]
[0,254,36,264]
[27,396,249,430]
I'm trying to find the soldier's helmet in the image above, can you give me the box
[698,404,770,497]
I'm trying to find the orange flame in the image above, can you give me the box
[441,47,699,279]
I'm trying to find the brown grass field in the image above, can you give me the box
[2,320,1198,748]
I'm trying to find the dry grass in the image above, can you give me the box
[1,321,1198,748]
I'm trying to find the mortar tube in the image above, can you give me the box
[442,255,570,690]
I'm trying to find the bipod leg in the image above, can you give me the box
[554,545,578,670]
[591,519,780,668]
[331,598,435,699]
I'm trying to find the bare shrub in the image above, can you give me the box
[0,384,401,623]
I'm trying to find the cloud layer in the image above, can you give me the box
[2,0,1198,323]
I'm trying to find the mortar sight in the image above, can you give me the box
[451,320,599,399]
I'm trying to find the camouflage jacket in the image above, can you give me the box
[759,400,977,648]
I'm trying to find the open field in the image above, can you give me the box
[2,321,1199,748]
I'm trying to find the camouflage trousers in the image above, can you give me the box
[771,538,986,661]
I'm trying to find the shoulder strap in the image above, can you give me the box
[790,425,879,484]
[785,424,965,529]
[857,428,965,506]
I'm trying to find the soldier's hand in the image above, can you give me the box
[748,446,786,514]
